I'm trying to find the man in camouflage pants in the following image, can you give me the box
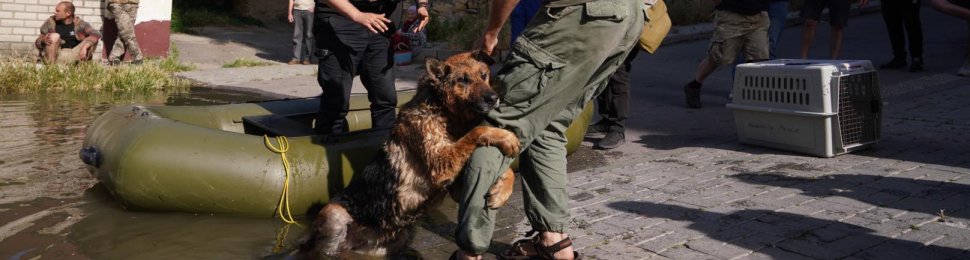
[107,0,143,65]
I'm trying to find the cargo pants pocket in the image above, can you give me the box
[495,37,566,107]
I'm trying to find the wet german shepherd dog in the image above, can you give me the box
[299,51,519,258]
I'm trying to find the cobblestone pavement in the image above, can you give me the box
[405,7,970,260]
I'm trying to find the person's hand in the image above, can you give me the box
[412,6,430,33]
[288,12,294,23]
[479,30,500,55]
[350,12,391,34]
[44,34,53,45]
[78,43,89,60]
[859,0,869,7]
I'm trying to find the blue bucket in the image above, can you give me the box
[394,51,413,65]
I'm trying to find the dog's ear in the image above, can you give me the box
[471,50,496,66]
[425,57,450,83]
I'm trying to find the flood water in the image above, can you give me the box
[0,88,320,259]
[0,87,607,259]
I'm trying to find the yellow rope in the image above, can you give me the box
[264,135,298,224]
[272,223,294,253]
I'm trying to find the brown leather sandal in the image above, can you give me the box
[499,230,581,260]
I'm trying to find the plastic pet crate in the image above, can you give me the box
[726,59,882,157]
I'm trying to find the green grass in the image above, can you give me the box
[222,58,275,68]
[0,45,194,94]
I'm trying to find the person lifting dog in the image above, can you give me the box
[451,0,644,259]
[311,0,429,138]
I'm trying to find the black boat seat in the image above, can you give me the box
[242,114,315,137]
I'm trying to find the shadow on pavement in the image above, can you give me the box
[608,201,968,259]
[732,172,970,220]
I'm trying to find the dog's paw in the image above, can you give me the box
[476,127,520,157]
[487,169,515,209]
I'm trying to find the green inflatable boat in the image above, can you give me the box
[80,91,592,217]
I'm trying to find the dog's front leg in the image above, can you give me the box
[431,126,520,186]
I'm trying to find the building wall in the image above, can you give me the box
[0,0,171,59]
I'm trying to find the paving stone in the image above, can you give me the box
[734,246,814,260]
[636,230,696,254]
[852,239,961,260]
[855,206,909,222]
[776,234,887,260]
[584,239,656,260]
[917,222,970,242]
[656,245,716,259]
[731,232,787,251]
[586,219,637,239]
[572,233,607,251]
[839,215,910,237]
[685,237,753,259]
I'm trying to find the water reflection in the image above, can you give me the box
[0,87,278,259]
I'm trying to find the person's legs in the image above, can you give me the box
[594,48,636,149]
[766,0,789,59]
[56,47,80,64]
[108,3,143,63]
[292,9,307,62]
[830,25,845,59]
[314,16,363,135]
[799,0,825,58]
[828,0,851,59]
[881,0,907,67]
[742,13,771,62]
[303,11,315,62]
[43,33,62,64]
[357,34,397,129]
[455,1,643,258]
[962,21,970,76]
[904,0,925,71]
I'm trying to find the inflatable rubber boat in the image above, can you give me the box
[79,91,592,217]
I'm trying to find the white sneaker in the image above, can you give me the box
[958,60,970,77]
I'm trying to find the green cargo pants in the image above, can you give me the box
[454,0,645,254]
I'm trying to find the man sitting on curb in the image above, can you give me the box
[35,1,101,64]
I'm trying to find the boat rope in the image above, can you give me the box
[264,135,298,225]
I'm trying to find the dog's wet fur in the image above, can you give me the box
[299,51,519,259]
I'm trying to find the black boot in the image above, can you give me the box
[595,126,626,150]
[683,80,702,109]
[879,57,907,69]
[909,57,924,72]
[585,120,613,138]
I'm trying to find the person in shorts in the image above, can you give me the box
[798,0,869,59]
[682,0,769,109]
[35,1,101,64]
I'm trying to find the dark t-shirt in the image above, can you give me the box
[55,23,80,49]
[716,0,769,16]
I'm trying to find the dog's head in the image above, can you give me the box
[421,50,498,115]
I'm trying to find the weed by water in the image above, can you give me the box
[222,58,275,68]
[0,46,193,94]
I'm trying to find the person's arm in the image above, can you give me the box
[411,0,430,33]
[324,0,391,33]
[931,0,970,19]
[480,0,519,55]
[288,0,295,23]
[35,21,50,48]
[78,22,100,60]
